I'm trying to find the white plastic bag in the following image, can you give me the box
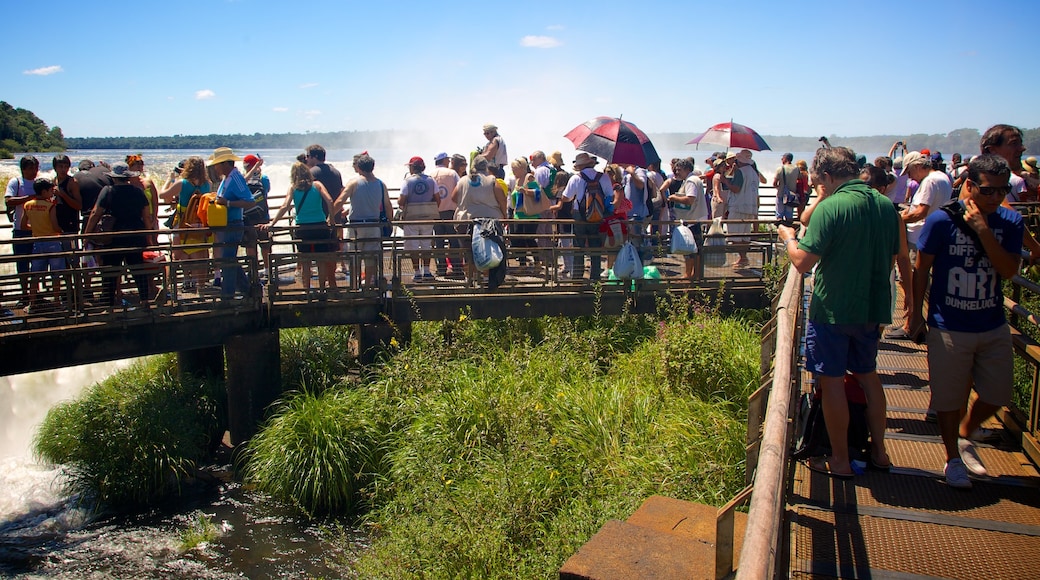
[670,222,699,255]
[703,217,727,267]
[472,221,503,271]
[613,241,643,280]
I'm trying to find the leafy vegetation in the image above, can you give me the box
[243,298,760,578]
[178,511,220,552]
[33,355,225,509]
[0,101,65,156]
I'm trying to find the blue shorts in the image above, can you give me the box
[805,321,880,377]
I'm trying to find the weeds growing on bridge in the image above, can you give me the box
[245,297,761,578]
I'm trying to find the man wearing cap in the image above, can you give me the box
[242,154,272,274]
[430,152,461,276]
[481,124,508,179]
[207,147,256,300]
[399,157,440,281]
[84,162,154,310]
[561,153,616,280]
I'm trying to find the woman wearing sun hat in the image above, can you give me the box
[207,147,256,300]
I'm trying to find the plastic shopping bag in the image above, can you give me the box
[670,222,699,255]
[703,217,727,267]
[613,241,643,280]
[472,220,504,271]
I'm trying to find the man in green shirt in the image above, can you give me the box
[778,147,901,479]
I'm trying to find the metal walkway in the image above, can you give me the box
[784,291,1040,579]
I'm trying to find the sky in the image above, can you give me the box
[5,0,1040,150]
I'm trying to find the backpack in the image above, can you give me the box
[578,171,609,223]
[792,374,870,462]
[179,187,204,228]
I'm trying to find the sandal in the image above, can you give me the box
[868,457,893,472]
[806,456,854,480]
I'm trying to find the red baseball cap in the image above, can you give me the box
[407,156,424,166]
[243,154,260,166]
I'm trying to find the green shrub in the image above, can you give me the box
[242,387,384,517]
[279,326,357,393]
[33,355,223,508]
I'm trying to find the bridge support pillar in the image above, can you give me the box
[225,330,282,446]
[177,346,225,383]
[354,319,410,366]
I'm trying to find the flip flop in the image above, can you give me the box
[806,456,854,480]
[868,457,893,472]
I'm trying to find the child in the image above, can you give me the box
[18,178,66,312]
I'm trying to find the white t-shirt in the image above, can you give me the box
[563,168,613,213]
[674,174,708,221]
[1007,173,1027,202]
[430,166,459,212]
[906,170,953,245]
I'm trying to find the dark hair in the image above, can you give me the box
[980,124,1022,154]
[966,154,1011,185]
[675,158,694,172]
[33,177,53,194]
[782,153,794,163]
[296,153,308,163]
[19,155,39,171]
[52,154,71,167]
[811,146,860,180]
[356,153,375,172]
[858,164,889,192]
[305,144,326,162]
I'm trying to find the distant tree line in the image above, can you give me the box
[0,101,66,158]
[66,130,412,151]
[61,127,1040,158]
[651,127,1040,158]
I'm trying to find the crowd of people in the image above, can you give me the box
[4,122,793,309]
[778,123,1036,491]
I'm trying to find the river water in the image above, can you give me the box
[0,145,848,577]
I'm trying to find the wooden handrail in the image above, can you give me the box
[734,263,803,580]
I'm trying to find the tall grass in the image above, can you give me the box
[33,355,225,509]
[245,298,761,578]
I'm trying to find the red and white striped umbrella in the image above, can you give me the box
[687,121,771,151]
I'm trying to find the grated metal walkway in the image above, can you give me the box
[786,322,1040,579]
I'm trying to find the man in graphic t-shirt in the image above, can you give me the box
[910,154,1023,489]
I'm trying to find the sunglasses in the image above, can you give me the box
[974,184,1011,197]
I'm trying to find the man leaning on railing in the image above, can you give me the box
[777,146,901,479]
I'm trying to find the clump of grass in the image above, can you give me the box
[242,387,384,517]
[279,326,357,393]
[33,355,224,509]
[178,511,220,552]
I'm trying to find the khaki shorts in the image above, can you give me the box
[927,324,1013,412]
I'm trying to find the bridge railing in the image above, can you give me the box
[712,263,804,580]
[0,217,782,331]
[1002,273,1040,468]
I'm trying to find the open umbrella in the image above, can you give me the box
[564,116,661,167]
[686,121,770,151]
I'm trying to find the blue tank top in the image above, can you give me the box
[292,185,327,225]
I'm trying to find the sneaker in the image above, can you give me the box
[970,427,1002,443]
[423,272,435,279]
[944,457,973,489]
[925,409,938,423]
[958,438,988,477]
[0,307,13,318]
[412,273,423,282]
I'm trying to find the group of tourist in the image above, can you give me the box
[779,123,1035,491]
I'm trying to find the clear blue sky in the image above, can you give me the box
[6,0,1038,143]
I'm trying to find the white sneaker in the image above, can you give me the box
[958,438,988,477]
[944,458,973,489]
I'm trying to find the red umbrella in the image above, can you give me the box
[564,116,661,167]
[686,121,771,151]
